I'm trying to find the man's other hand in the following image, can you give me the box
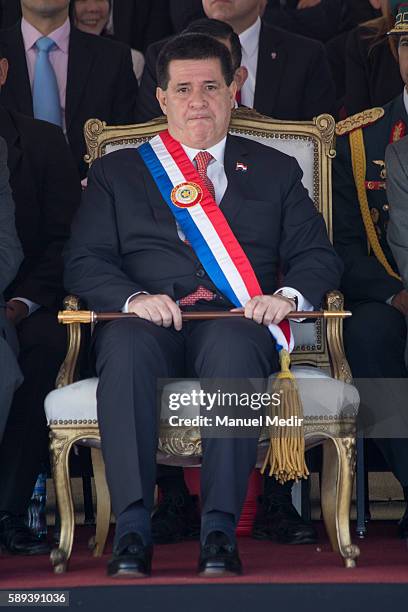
[128,294,182,330]
[231,294,296,325]
[391,290,408,316]
[6,299,29,326]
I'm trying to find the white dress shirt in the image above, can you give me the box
[239,17,261,109]
[124,136,313,313]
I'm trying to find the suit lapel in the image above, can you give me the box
[0,107,22,175]
[2,24,33,116]
[253,22,287,116]
[220,135,250,226]
[66,28,94,132]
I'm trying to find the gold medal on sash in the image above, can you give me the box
[171,182,203,208]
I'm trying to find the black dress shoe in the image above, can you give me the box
[252,495,317,545]
[107,533,153,578]
[0,513,50,555]
[152,493,200,544]
[198,531,242,577]
[398,505,408,539]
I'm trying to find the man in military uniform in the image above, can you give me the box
[333,3,408,537]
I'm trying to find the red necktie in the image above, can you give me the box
[236,90,242,105]
[194,151,216,200]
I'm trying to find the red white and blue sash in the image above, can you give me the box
[138,130,294,353]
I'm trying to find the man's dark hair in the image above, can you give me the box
[183,18,242,72]
[156,33,234,90]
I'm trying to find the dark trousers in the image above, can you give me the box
[0,309,66,515]
[344,301,408,487]
[94,317,279,522]
[0,320,22,443]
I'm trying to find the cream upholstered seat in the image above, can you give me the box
[45,109,360,573]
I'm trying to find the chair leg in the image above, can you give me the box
[321,436,360,568]
[356,436,367,538]
[49,430,76,573]
[90,447,111,557]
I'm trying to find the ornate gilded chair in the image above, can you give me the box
[44,109,360,573]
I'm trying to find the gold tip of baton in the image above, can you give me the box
[58,310,95,324]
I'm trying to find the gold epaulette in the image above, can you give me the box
[336,108,385,137]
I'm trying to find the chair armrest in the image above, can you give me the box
[325,290,352,383]
[55,295,83,389]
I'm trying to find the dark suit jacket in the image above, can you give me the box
[0,133,22,341]
[264,0,344,43]
[64,135,342,312]
[344,26,403,116]
[333,95,406,305]
[113,0,172,52]
[0,106,81,310]
[0,0,21,29]
[137,21,335,122]
[0,23,138,178]
[0,134,23,432]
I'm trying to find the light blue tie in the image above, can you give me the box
[33,37,62,127]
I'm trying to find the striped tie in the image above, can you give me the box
[194,151,216,200]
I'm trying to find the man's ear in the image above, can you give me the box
[235,66,248,92]
[156,87,167,115]
[0,58,9,87]
[228,79,237,107]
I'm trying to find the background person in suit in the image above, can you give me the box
[64,33,342,578]
[69,0,145,83]
[0,135,23,444]
[0,47,82,554]
[0,0,138,178]
[108,0,172,53]
[344,0,403,115]
[137,0,335,122]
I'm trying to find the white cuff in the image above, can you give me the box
[11,297,41,317]
[274,287,314,321]
[386,295,395,306]
[122,291,149,313]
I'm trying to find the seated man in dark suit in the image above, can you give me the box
[64,33,342,578]
[0,135,23,445]
[0,48,82,555]
[0,0,138,178]
[137,0,335,122]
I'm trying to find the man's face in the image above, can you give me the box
[202,0,262,24]
[399,35,408,87]
[21,0,70,18]
[156,58,236,150]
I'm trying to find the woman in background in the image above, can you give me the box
[345,0,403,114]
[70,0,145,83]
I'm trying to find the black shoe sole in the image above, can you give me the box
[108,568,150,579]
[198,568,241,578]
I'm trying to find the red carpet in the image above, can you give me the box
[0,522,407,588]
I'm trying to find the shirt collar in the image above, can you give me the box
[239,16,261,58]
[404,87,408,117]
[21,17,70,53]
[181,136,227,166]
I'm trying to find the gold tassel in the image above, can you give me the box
[261,349,309,484]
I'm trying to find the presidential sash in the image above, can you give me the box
[138,130,307,482]
[137,129,294,353]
